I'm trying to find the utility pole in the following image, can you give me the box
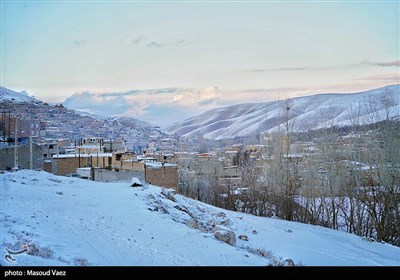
[29,136,33,169]
[8,112,11,141]
[14,118,18,169]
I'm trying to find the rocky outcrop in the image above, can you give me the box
[213,225,236,246]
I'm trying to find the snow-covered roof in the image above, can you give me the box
[137,155,156,160]
[77,145,103,149]
[121,159,136,162]
[223,166,238,169]
[77,167,91,171]
[145,162,178,168]
[283,153,303,158]
[52,153,112,158]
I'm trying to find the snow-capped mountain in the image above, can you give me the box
[167,85,400,140]
[1,170,399,266]
[0,86,41,104]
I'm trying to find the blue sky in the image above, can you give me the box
[1,1,399,125]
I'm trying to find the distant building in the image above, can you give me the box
[72,138,104,154]
[111,152,145,172]
[0,114,40,140]
[104,139,125,153]
[42,141,59,159]
[147,152,175,164]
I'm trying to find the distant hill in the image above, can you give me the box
[167,85,400,140]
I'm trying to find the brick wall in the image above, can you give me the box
[43,161,52,173]
[121,161,145,172]
[111,152,136,170]
[52,155,111,176]
[145,165,179,191]
[52,157,80,176]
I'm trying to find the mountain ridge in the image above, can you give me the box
[167,84,400,140]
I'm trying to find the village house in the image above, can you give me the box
[0,113,40,139]
[75,137,105,154]
[147,152,175,164]
[108,151,179,189]
[104,139,125,153]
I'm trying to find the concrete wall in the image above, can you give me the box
[145,165,179,191]
[94,169,144,182]
[0,144,43,170]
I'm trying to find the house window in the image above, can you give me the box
[116,154,122,161]
[49,145,54,149]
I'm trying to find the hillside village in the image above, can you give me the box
[0,87,173,153]
[2,0,399,268]
[1,86,399,248]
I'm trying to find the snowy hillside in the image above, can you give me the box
[105,116,154,130]
[1,170,399,266]
[167,85,400,140]
[0,87,40,104]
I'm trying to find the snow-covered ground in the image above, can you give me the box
[1,170,399,266]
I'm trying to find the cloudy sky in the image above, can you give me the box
[2,1,399,126]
